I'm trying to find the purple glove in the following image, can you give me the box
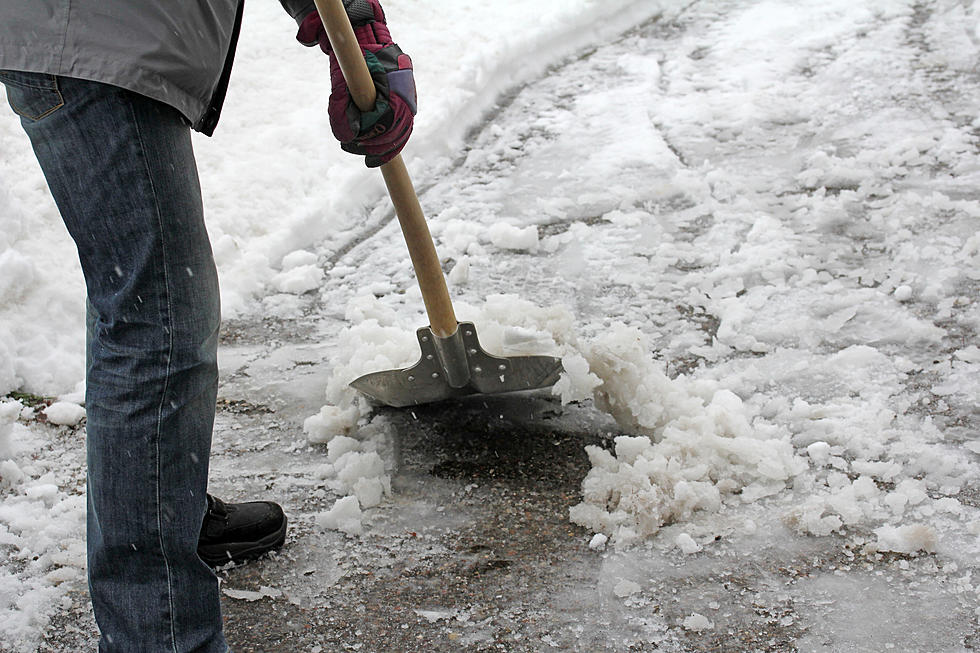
[297,0,417,168]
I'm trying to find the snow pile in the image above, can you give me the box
[562,329,977,548]
[561,324,807,545]
[0,181,84,397]
[308,419,393,536]
[0,401,86,653]
[303,296,421,444]
[195,0,669,317]
[315,430,392,509]
[0,0,669,397]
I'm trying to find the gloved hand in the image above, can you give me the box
[297,0,417,168]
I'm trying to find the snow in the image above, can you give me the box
[315,495,364,537]
[613,579,642,598]
[222,585,283,602]
[40,402,85,427]
[675,533,703,555]
[872,524,940,554]
[487,223,540,252]
[0,401,86,650]
[682,613,714,632]
[2,0,979,650]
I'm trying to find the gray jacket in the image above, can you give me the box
[0,0,316,135]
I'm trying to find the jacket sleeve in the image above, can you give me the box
[279,0,316,26]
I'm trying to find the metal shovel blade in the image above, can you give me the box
[349,321,564,407]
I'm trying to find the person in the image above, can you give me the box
[0,0,416,650]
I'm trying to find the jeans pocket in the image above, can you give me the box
[0,70,65,121]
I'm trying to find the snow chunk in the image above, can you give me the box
[448,256,470,285]
[223,586,282,602]
[553,352,602,404]
[315,496,363,536]
[675,533,702,554]
[488,223,539,252]
[41,402,85,426]
[280,250,317,270]
[415,609,453,623]
[806,441,832,465]
[303,404,361,444]
[682,613,714,631]
[954,345,980,364]
[327,435,361,463]
[0,400,20,460]
[312,423,392,509]
[872,525,938,554]
[893,285,913,302]
[334,451,388,507]
[588,533,608,551]
[613,579,641,597]
[272,264,324,295]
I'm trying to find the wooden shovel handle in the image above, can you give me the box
[313,0,458,338]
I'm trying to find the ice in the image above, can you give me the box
[415,609,453,623]
[613,579,641,598]
[794,572,969,651]
[552,352,602,404]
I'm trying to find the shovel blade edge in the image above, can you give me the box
[348,322,564,407]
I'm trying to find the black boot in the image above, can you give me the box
[198,494,287,567]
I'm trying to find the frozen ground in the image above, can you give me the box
[2,0,979,651]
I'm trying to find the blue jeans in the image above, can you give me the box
[1,71,228,653]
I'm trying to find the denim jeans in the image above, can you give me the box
[1,70,228,653]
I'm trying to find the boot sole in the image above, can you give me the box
[198,515,288,567]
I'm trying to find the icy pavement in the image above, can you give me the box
[4,0,980,651]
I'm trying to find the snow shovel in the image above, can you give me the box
[315,0,563,407]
